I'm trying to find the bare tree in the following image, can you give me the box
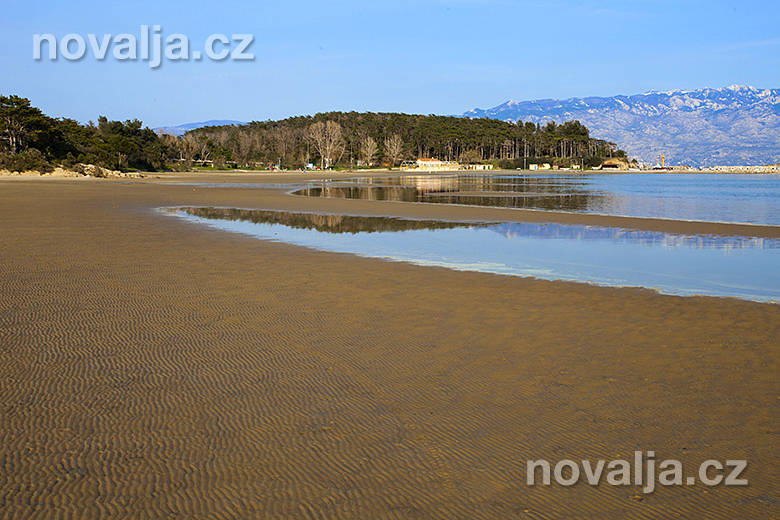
[306,121,345,169]
[294,128,308,167]
[182,133,211,164]
[159,133,182,161]
[213,128,232,149]
[213,128,232,167]
[271,126,296,167]
[358,136,378,166]
[235,130,256,167]
[180,134,198,165]
[383,134,404,168]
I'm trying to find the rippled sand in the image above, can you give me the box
[0,173,777,519]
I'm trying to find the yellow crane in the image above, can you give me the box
[660,154,665,168]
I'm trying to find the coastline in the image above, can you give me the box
[148,171,780,238]
[0,174,777,518]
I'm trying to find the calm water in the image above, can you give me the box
[170,207,780,303]
[292,173,780,225]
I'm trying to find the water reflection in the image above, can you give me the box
[292,173,780,225]
[183,207,474,233]
[180,207,774,250]
[295,174,601,211]
[171,207,779,302]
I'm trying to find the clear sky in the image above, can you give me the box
[1,0,779,127]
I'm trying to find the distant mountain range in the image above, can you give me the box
[464,85,780,167]
[155,120,246,136]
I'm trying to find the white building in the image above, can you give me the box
[401,158,460,172]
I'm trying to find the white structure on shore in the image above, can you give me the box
[706,164,779,173]
[400,158,493,172]
[400,158,460,172]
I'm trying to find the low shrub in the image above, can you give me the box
[0,149,54,173]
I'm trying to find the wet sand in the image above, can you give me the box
[0,173,778,519]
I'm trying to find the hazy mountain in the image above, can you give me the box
[155,120,246,136]
[464,85,780,167]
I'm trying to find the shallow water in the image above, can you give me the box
[293,173,780,225]
[171,207,780,303]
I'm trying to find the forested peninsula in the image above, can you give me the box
[0,94,629,174]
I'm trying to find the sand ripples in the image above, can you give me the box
[0,181,777,519]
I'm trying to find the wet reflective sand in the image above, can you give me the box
[175,207,780,302]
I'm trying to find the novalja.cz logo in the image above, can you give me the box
[527,452,748,494]
[33,25,255,69]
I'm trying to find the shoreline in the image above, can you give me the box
[170,171,780,238]
[3,171,779,238]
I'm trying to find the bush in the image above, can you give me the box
[0,149,54,173]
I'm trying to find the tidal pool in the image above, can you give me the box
[292,173,780,225]
[169,207,779,303]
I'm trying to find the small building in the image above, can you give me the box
[464,164,493,171]
[600,158,630,170]
[401,158,460,172]
[528,163,551,171]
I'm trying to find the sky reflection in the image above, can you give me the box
[172,207,779,303]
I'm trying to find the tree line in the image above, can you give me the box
[1,94,628,173]
[179,112,627,169]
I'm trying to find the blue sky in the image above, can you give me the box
[1,0,779,127]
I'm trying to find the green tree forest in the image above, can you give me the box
[0,95,628,173]
[182,113,627,169]
[0,95,165,173]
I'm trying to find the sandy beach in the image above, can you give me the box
[0,172,777,519]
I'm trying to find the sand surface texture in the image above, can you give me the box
[1,173,778,519]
